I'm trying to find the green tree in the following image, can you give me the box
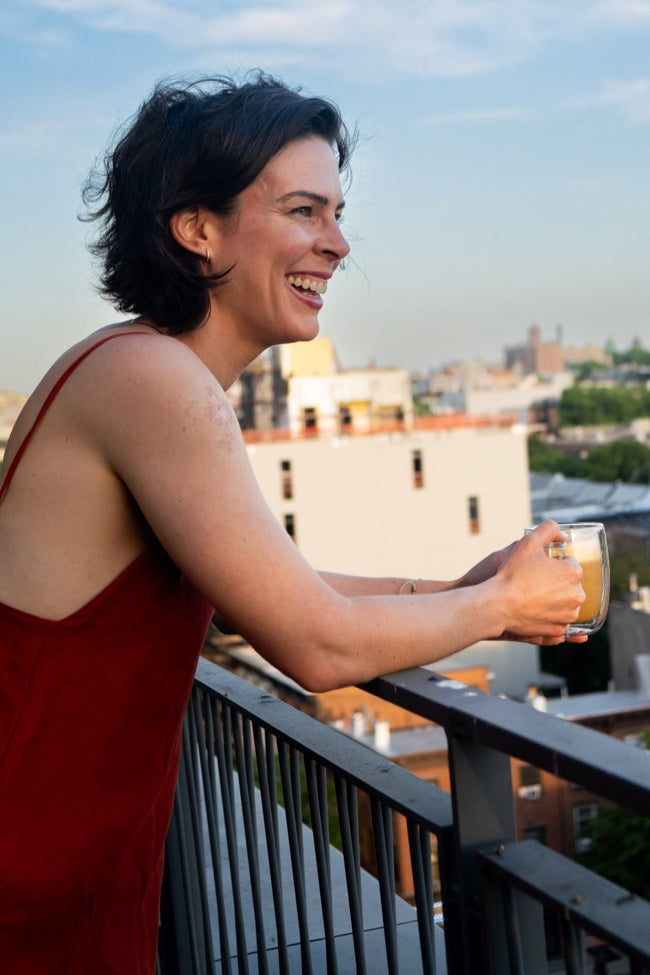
[584,438,650,483]
[570,360,607,383]
[613,341,650,366]
[527,435,586,477]
[579,798,650,899]
[559,385,650,427]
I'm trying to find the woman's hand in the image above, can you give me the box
[487,520,585,642]
[455,541,518,589]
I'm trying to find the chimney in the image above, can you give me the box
[373,720,391,752]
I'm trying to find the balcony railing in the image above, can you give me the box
[158,657,650,975]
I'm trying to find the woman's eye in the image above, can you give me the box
[292,206,312,217]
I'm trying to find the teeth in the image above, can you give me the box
[287,275,327,295]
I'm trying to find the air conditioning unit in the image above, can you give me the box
[518,784,543,800]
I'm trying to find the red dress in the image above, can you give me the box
[0,336,214,973]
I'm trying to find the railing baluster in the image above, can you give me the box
[371,795,400,973]
[277,739,313,975]
[407,820,436,974]
[305,756,338,974]
[560,916,586,975]
[233,713,269,975]
[202,692,233,975]
[253,725,290,975]
[213,700,250,975]
[501,879,525,975]
[184,693,218,973]
[334,775,368,975]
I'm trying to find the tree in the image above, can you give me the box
[527,435,586,477]
[584,438,650,483]
[559,385,650,427]
[579,796,650,899]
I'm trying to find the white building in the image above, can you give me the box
[245,416,531,581]
[280,337,413,437]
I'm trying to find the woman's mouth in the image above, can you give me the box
[287,275,328,296]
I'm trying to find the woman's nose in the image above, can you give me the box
[320,219,350,263]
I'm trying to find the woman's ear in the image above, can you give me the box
[168,206,212,258]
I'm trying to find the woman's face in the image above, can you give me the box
[207,136,350,350]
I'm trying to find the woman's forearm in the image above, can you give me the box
[317,570,458,597]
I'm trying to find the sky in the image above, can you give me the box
[1,0,650,392]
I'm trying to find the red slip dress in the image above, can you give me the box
[0,334,215,974]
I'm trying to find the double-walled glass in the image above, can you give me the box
[558,522,610,635]
[526,522,610,635]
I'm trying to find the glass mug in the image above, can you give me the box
[526,522,610,636]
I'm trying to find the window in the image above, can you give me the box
[518,765,543,800]
[412,450,424,489]
[573,803,598,853]
[468,495,480,534]
[280,459,293,500]
[338,405,352,433]
[303,407,318,432]
[284,513,297,543]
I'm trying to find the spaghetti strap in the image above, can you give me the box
[0,332,142,503]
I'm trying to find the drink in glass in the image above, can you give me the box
[556,523,610,635]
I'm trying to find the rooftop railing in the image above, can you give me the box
[158,657,650,975]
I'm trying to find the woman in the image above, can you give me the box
[0,74,584,973]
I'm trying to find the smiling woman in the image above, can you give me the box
[0,72,586,974]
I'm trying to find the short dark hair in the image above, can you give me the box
[82,73,354,333]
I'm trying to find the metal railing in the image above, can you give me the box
[158,658,650,975]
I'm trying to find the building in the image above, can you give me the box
[244,413,530,581]
[280,337,413,437]
[505,324,565,376]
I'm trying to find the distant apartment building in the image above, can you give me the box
[280,336,413,436]
[228,347,288,430]
[505,324,565,376]
[424,363,573,422]
[563,343,611,368]
[229,336,412,436]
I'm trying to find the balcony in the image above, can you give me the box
[158,657,650,974]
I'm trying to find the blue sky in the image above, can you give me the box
[2,1,650,392]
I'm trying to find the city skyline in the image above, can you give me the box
[2,1,650,392]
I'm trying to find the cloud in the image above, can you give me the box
[5,1,571,79]
[590,1,650,25]
[421,107,528,126]
[17,0,650,81]
[565,77,650,125]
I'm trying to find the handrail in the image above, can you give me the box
[363,668,650,815]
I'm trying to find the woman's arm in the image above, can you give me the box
[86,338,584,692]
[317,540,518,598]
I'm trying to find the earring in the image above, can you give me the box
[204,248,211,263]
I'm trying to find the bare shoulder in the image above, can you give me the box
[64,331,240,446]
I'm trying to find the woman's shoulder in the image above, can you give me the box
[52,323,221,396]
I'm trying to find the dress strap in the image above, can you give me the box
[0,332,141,503]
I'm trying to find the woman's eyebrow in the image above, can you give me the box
[276,190,345,210]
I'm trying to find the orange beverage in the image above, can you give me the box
[574,557,603,622]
